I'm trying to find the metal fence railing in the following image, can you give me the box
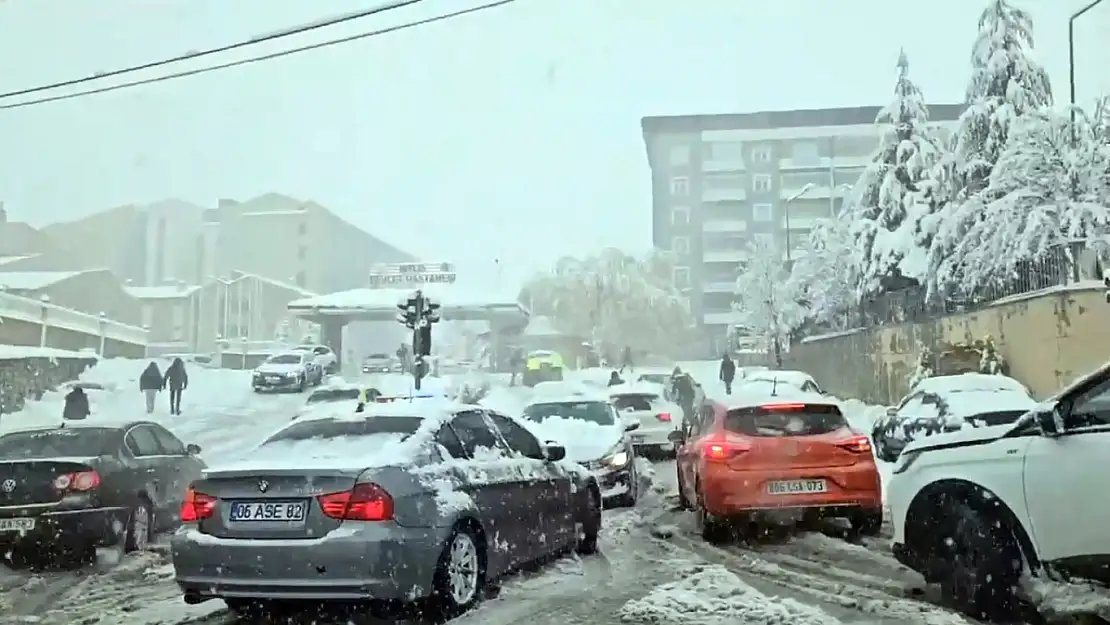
[0,291,149,346]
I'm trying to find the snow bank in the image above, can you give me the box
[618,562,842,624]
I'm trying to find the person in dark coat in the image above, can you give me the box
[63,386,90,420]
[508,348,524,386]
[162,358,188,415]
[719,354,736,395]
[670,368,697,424]
[139,362,163,414]
[607,370,624,387]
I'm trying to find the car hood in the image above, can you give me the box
[256,363,303,374]
[528,417,621,462]
[901,421,1019,454]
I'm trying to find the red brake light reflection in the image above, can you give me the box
[761,403,806,411]
[317,483,394,521]
[53,471,101,492]
[181,487,217,522]
[656,412,672,422]
[838,435,872,454]
[703,441,749,460]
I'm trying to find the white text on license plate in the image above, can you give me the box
[228,501,307,523]
[0,518,35,532]
[766,479,827,495]
[267,376,281,382]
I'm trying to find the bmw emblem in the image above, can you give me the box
[1,479,15,493]
[257,480,269,493]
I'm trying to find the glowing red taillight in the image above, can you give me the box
[838,435,872,454]
[703,440,750,461]
[317,483,394,521]
[656,412,672,422]
[180,486,217,522]
[53,470,101,492]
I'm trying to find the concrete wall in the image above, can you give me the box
[786,285,1110,404]
[0,317,145,358]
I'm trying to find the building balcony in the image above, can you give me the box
[784,214,827,230]
[703,159,747,173]
[702,311,736,326]
[703,249,747,263]
[702,188,747,202]
[702,218,747,233]
[779,157,831,171]
[702,280,736,294]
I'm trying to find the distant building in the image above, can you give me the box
[0,269,142,326]
[640,104,964,354]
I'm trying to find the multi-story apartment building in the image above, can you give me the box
[641,104,964,354]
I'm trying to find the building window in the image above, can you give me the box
[670,176,690,196]
[298,222,307,236]
[752,203,774,222]
[673,266,691,289]
[672,236,690,255]
[753,174,773,192]
[295,271,306,287]
[751,145,772,162]
[707,141,745,161]
[141,305,154,328]
[671,206,690,226]
[298,245,307,261]
[668,145,690,166]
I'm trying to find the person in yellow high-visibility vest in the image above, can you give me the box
[523,350,564,387]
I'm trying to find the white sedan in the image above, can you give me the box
[608,383,682,456]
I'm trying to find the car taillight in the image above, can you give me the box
[656,412,672,422]
[703,441,749,461]
[53,471,101,492]
[838,435,872,454]
[181,487,217,522]
[317,483,394,521]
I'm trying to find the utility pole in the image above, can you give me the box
[1070,0,1105,126]
[396,290,440,390]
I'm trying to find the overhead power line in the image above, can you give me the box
[0,0,516,110]
[0,0,426,101]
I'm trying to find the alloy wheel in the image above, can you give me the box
[447,533,479,605]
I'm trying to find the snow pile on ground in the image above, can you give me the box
[840,398,886,434]
[1027,577,1110,621]
[618,562,843,624]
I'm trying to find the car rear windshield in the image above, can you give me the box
[267,354,302,364]
[724,404,847,437]
[0,428,119,459]
[966,410,1028,427]
[367,353,389,360]
[611,393,657,412]
[305,388,362,404]
[522,401,615,425]
[263,416,422,445]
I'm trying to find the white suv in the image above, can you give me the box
[293,344,338,374]
[888,362,1110,620]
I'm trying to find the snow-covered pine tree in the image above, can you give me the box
[789,215,859,329]
[952,0,1052,195]
[733,237,804,367]
[939,108,1110,291]
[849,49,943,296]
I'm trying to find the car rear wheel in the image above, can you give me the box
[427,525,485,618]
[125,498,152,552]
[694,482,730,544]
[576,485,601,555]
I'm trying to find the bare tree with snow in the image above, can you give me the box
[733,237,805,367]
[520,248,695,355]
[789,215,860,330]
[936,108,1110,292]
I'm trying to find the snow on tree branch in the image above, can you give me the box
[733,237,805,364]
[789,216,860,329]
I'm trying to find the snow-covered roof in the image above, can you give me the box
[287,285,527,316]
[124,285,201,299]
[608,382,664,397]
[723,387,832,410]
[522,315,562,337]
[0,345,98,361]
[0,270,87,290]
[0,254,38,266]
[744,370,817,386]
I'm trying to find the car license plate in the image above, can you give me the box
[267,376,281,382]
[766,479,827,495]
[228,501,307,523]
[0,518,35,532]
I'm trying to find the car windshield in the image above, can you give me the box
[522,401,615,425]
[305,388,362,404]
[263,416,422,445]
[0,428,119,459]
[611,393,658,412]
[725,403,847,437]
[267,354,302,365]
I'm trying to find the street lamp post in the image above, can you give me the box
[1069,0,1105,124]
[98,312,107,357]
[38,295,50,348]
[783,183,815,265]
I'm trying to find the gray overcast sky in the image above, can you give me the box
[0,0,1103,288]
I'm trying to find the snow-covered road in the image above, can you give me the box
[0,360,1088,625]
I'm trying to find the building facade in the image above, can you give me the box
[641,105,964,354]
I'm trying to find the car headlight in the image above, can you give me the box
[603,449,629,469]
[892,450,921,475]
[286,371,298,378]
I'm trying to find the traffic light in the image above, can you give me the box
[396,295,418,329]
[424,296,441,323]
[417,324,432,357]
[395,289,442,390]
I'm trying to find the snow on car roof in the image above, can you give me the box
[608,382,663,397]
[722,387,834,411]
[911,373,1029,395]
[525,392,611,406]
[744,370,816,385]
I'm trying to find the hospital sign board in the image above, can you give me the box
[369,262,457,287]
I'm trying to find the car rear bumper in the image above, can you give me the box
[592,465,633,500]
[701,464,882,516]
[171,523,446,601]
[253,375,301,389]
[0,504,129,547]
[629,426,677,449]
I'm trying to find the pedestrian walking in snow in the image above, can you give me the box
[139,361,163,414]
[163,357,188,415]
[508,348,524,386]
[719,353,736,395]
[607,370,625,387]
[63,386,90,420]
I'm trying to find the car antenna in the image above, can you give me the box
[771,377,779,397]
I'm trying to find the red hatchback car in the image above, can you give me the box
[672,396,883,542]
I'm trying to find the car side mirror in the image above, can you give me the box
[1034,405,1064,437]
[667,430,684,443]
[542,442,566,462]
[186,443,202,455]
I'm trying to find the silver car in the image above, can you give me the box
[171,401,602,618]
